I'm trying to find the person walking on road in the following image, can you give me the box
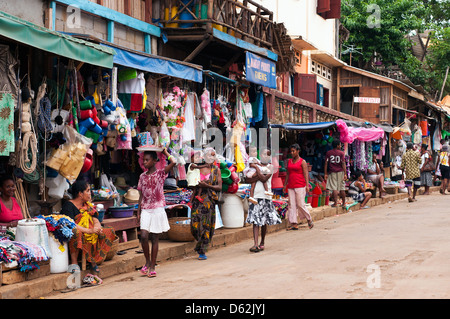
[283,144,313,230]
[246,148,281,253]
[420,144,433,195]
[439,144,449,194]
[324,140,347,207]
[137,148,177,278]
[401,142,422,202]
[190,147,223,260]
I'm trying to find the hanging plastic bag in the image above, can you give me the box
[159,122,170,147]
[46,174,70,199]
[46,125,92,184]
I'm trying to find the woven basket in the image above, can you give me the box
[385,186,398,194]
[167,217,195,242]
[105,237,119,261]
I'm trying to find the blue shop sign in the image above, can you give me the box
[245,51,277,89]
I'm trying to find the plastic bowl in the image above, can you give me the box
[109,207,134,218]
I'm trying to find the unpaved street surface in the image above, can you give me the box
[49,194,450,299]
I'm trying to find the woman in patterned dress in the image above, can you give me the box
[190,148,222,260]
[245,148,281,253]
[61,180,117,274]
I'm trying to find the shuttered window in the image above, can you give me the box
[294,74,317,104]
[317,0,341,19]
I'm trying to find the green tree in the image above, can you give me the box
[340,0,450,97]
[426,27,450,99]
[341,0,426,70]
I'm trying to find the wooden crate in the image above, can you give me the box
[0,260,50,286]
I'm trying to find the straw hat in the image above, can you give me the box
[124,188,140,203]
[115,177,128,188]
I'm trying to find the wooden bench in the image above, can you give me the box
[101,216,139,249]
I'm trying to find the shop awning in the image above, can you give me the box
[343,120,393,133]
[102,44,203,83]
[270,122,336,131]
[203,70,237,85]
[0,10,115,68]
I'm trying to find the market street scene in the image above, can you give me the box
[0,0,450,301]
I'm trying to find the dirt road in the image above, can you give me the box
[48,194,450,299]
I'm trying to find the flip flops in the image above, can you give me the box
[148,271,157,278]
[286,226,299,231]
[139,265,149,275]
[249,246,260,253]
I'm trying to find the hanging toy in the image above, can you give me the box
[201,88,211,125]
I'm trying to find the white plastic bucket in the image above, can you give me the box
[220,194,244,228]
[48,237,68,273]
[15,218,52,258]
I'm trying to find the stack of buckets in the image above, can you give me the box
[308,182,330,208]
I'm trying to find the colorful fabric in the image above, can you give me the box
[69,203,116,265]
[0,237,49,272]
[118,72,145,113]
[190,166,220,255]
[137,169,167,209]
[0,93,15,156]
[36,214,76,247]
[164,189,193,205]
[272,200,288,219]
[336,119,385,144]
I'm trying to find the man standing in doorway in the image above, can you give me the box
[324,140,347,207]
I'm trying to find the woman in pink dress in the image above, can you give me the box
[0,175,23,224]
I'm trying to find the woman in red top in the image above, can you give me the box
[0,175,23,224]
[283,144,313,230]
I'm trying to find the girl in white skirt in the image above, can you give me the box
[137,148,176,277]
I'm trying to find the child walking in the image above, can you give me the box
[137,148,176,277]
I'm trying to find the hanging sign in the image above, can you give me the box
[353,96,380,104]
[245,51,277,89]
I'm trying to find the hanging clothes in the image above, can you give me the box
[251,90,264,125]
[182,92,197,142]
[201,88,211,125]
[0,45,18,98]
[0,93,15,156]
[118,72,145,113]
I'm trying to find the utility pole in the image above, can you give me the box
[439,66,449,102]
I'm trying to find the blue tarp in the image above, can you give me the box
[270,122,336,131]
[103,44,203,83]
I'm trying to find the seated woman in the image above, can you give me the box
[0,175,24,225]
[60,180,117,273]
[348,170,372,209]
[366,153,387,198]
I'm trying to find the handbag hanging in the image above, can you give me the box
[422,151,435,171]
